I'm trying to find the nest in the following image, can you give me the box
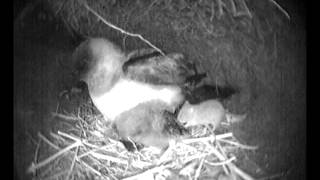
[26,86,259,180]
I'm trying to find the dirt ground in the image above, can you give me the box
[14,1,305,180]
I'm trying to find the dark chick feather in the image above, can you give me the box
[162,110,189,136]
[184,73,207,87]
[123,49,163,72]
[123,49,195,85]
[185,84,238,104]
[183,62,207,87]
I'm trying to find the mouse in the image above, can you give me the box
[177,100,246,130]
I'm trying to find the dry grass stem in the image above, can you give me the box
[38,132,60,150]
[218,139,259,150]
[57,131,82,143]
[27,141,82,173]
[51,112,79,121]
[205,156,236,166]
[194,158,205,180]
[268,0,290,20]
[89,152,127,165]
[44,169,69,180]
[182,133,232,144]
[29,114,257,180]
[228,163,255,180]
[122,165,168,180]
[83,3,165,56]
[65,146,79,180]
[78,160,102,176]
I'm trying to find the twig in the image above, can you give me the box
[184,153,211,164]
[65,146,80,180]
[216,141,230,175]
[182,133,233,144]
[203,141,229,174]
[78,145,110,159]
[31,137,41,178]
[194,158,205,180]
[51,112,79,121]
[89,152,127,165]
[205,156,236,166]
[131,160,153,169]
[257,171,287,180]
[268,0,290,20]
[122,165,168,180]
[217,139,258,150]
[55,0,68,15]
[216,0,227,19]
[58,131,103,149]
[210,1,215,21]
[38,132,60,150]
[182,135,215,144]
[27,141,82,173]
[34,133,111,179]
[230,0,252,18]
[82,141,101,149]
[83,3,165,55]
[205,142,254,180]
[77,108,88,138]
[50,132,67,143]
[75,113,90,127]
[78,159,102,176]
[108,138,126,147]
[55,102,60,113]
[179,160,197,176]
[58,131,81,142]
[215,133,234,139]
[44,169,69,180]
[228,163,255,180]
[127,137,140,153]
[133,0,159,21]
[157,140,176,165]
[33,137,41,164]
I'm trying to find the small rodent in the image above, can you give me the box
[177,100,246,129]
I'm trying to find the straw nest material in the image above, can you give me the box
[27,87,259,180]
